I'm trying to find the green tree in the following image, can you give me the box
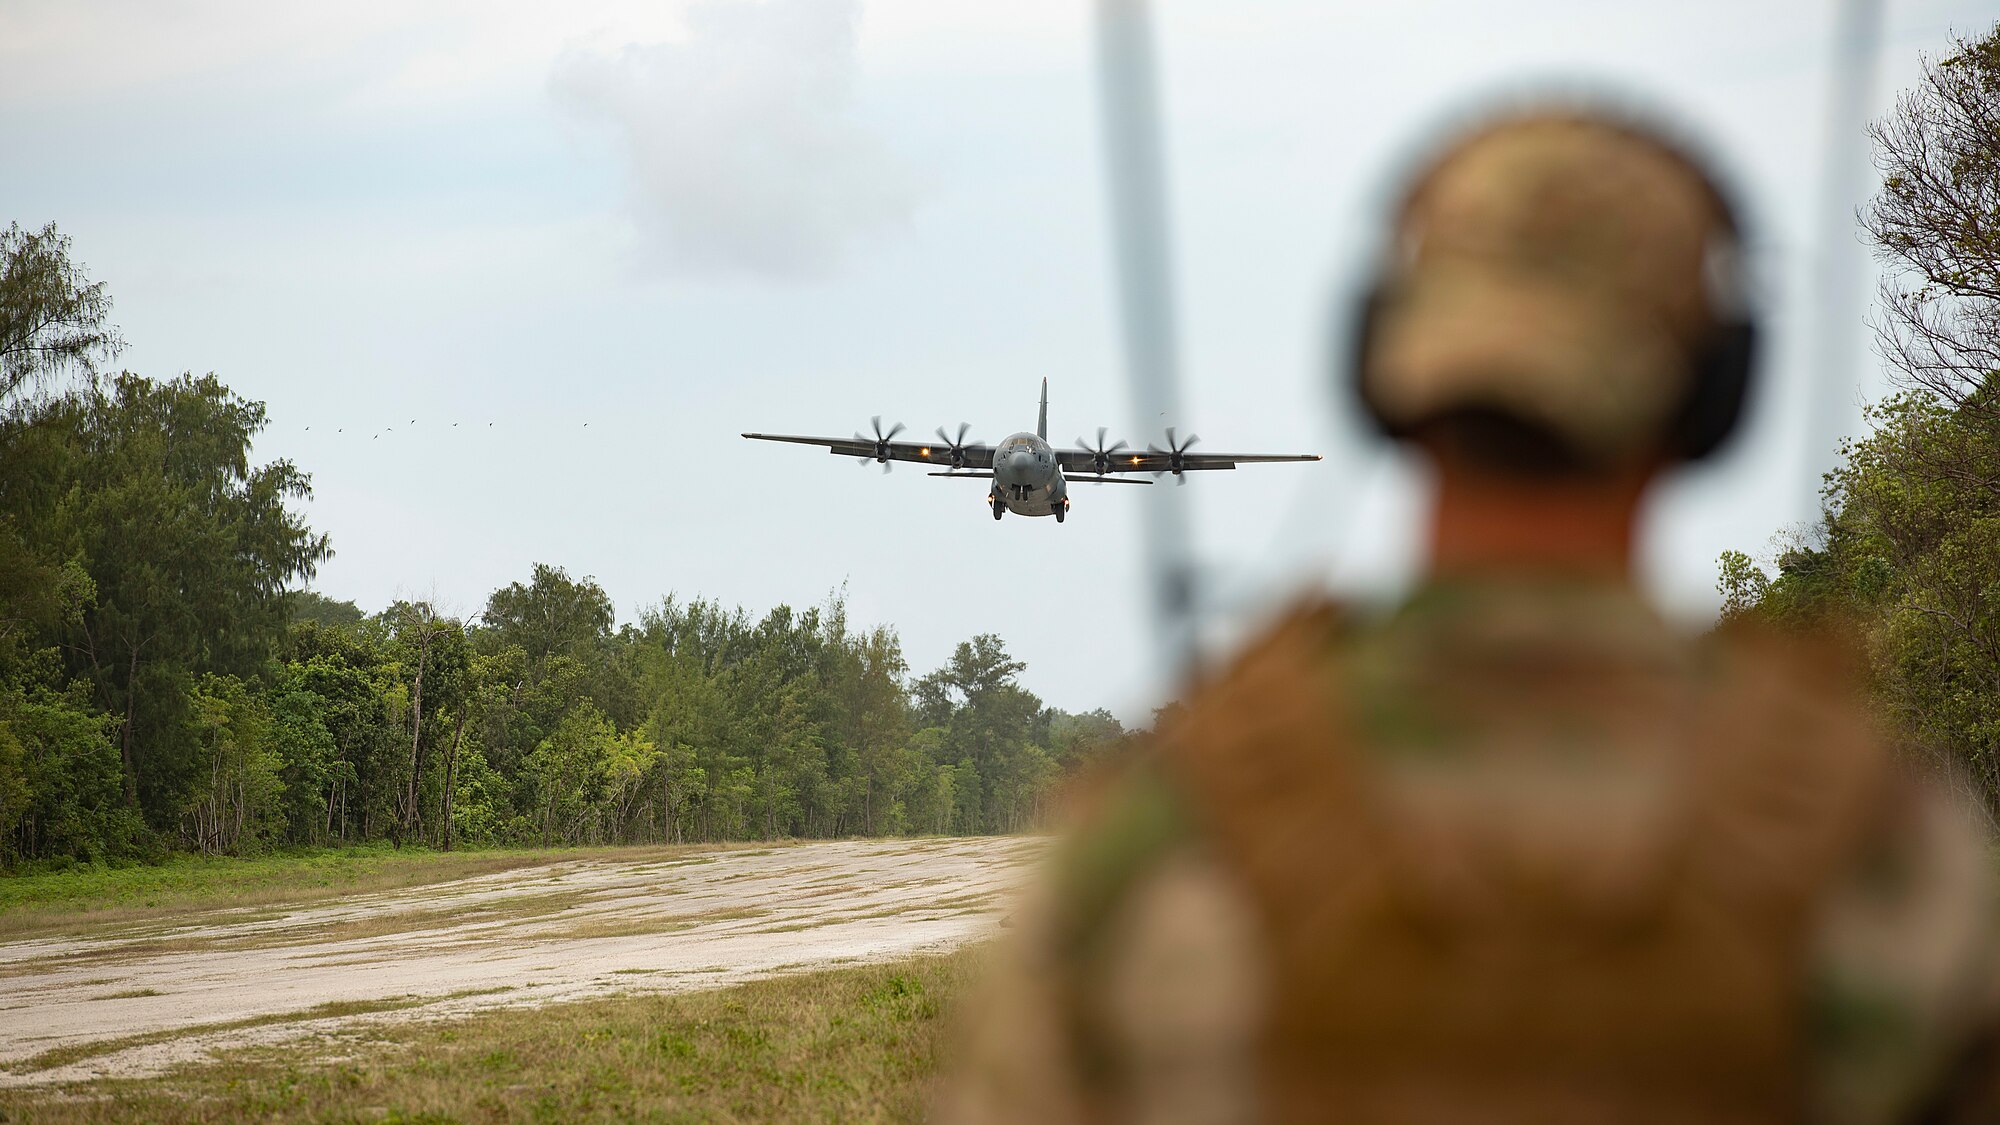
[383,602,469,846]
[0,221,121,407]
[266,675,342,846]
[1864,27,2000,417]
[5,374,328,827]
[293,591,364,629]
[1715,549,1772,623]
[182,675,284,855]
[1723,25,2000,810]
[482,564,615,684]
[527,703,617,845]
[0,676,136,863]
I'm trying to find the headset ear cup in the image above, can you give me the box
[1350,286,1757,461]
[1673,318,1756,461]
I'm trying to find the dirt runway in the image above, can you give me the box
[0,836,1042,1086]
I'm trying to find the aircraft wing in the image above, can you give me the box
[742,432,996,470]
[1055,448,1321,475]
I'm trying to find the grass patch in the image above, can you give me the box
[929,893,998,911]
[0,892,603,978]
[94,989,165,1000]
[0,946,990,1123]
[13,997,436,1073]
[540,906,772,941]
[0,844,728,942]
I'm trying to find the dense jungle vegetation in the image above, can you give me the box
[1720,26,2000,812]
[0,222,1126,866]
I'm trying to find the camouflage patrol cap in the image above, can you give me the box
[1357,109,1747,467]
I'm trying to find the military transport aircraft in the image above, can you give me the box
[743,379,1320,522]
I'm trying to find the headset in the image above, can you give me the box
[1347,119,1759,465]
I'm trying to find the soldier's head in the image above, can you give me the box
[1351,105,1756,481]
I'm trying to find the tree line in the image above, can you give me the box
[1720,26,2000,813]
[0,221,1128,866]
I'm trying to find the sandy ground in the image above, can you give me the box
[0,836,1043,1086]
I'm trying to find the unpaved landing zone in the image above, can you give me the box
[0,836,1042,1086]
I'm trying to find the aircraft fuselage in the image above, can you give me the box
[991,432,1068,518]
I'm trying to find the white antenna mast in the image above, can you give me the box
[1802,0,1883,517]
[1095,0,1198,687]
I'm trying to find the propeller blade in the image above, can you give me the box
[1080,426,1132,472]
[935,422,974,468]
[1151,428,1199,474]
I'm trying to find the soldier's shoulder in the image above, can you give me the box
[1170,596,1350,731]
[1041,597,1354,944]
[1044,757,1198,937]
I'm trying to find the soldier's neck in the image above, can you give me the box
[1425,457,1649,580]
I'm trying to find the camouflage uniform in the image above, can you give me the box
[945,112,2000,1124]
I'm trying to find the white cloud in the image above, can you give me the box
[550,0,917,279]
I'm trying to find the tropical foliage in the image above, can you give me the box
[1720,25,2000,811]
[0,225,1129,867]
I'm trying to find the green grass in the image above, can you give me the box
[14,997,444,1073]
[0,843,729,940]
[0,947,988,1124]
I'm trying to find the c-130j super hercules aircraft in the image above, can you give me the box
[744,379,1321,522]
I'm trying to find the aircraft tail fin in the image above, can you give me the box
[1038,378,1049,440]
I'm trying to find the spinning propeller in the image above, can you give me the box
[855,416,905,472]
[1147,427,1200,482]
[1078,427,1130,474]
[935,422,975,470]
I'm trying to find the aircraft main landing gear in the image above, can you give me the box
[991,496,1005,520]
[1054,504,1065,524]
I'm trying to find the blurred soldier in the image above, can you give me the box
[945,107,2000,1124]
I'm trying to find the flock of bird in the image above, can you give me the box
[301,420,590,439]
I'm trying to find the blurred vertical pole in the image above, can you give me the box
[1095,0,1197,687]
[1803,0,1882,519]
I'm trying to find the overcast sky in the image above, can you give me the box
[3,0,1990,721]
